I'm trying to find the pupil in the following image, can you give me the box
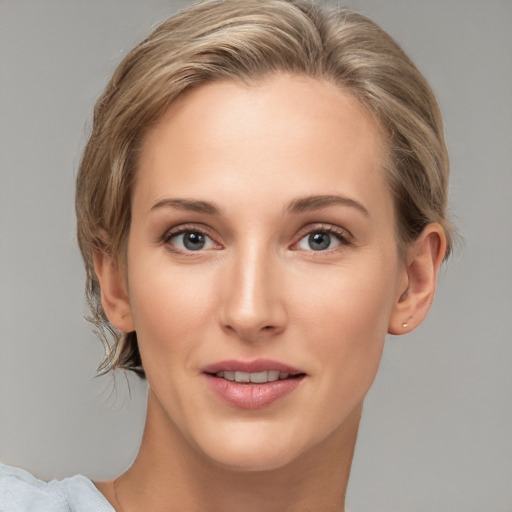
[309,232,330,251]
[184,232,205,250]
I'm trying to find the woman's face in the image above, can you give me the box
[122,74,408,471]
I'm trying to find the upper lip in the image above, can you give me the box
[202,359,304,375]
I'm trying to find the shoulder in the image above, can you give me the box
[0,463,114,512]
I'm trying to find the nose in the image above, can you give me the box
[218,244,288,341]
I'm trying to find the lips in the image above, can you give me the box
[215,370,291,383]
[202,359,304,375]
[202,359,306,409]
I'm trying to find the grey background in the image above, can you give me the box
[0,1,511,510]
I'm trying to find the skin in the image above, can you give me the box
[94,74,446,511]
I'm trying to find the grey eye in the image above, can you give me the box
[308,232,331,250]
[297,231,342,251]
[170,231,215,251]
[183,232,205,250]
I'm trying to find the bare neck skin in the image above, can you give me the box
[97,390,361,512]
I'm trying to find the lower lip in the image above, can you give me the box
[204,374,304,409]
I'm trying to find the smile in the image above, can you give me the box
[214,370,291,383]
[203,359,306,409]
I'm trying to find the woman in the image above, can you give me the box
[0,0,453,510]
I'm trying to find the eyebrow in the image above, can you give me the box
[149,194,369,217]
[150,198,221,215]
[286,194,370,216]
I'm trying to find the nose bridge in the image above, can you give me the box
[220,238,286,339]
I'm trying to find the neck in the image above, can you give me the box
[113,390,361,512]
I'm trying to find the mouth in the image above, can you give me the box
[202,359,306,409]
[202,359,306,383]
[212,370,301,383]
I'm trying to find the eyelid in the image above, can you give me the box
[159,222,353,252]
[290,223,354,251]
[161,223,222,252]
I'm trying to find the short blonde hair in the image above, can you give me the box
[76,0,453,377]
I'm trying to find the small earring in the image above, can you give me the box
[402,321,408,328]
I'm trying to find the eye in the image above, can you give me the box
[166,230,217,252]
[295,227,351,252]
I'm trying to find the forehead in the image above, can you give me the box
[135,74,392,221]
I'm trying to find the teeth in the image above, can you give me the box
[267,370,280,382]
[215,370,291,383]
[235,371,250,383]
[249,371,269,383]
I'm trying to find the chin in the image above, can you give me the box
[206,444,301,473]
[190,420,315,473]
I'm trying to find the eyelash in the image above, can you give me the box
[161,224,219,254]
[161,223,353,254]
[292,224,354,252]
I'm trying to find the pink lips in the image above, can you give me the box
[202,359,305,409]
[202,359,303,375]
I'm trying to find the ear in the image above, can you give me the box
[388,223,447,335]
[93,251,135,333]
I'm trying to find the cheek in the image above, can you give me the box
[291,259,398,403]
[126,255,219,372]
[293,258,396,336]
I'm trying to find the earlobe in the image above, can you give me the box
[388,223,447,335]
[93,251,135,333]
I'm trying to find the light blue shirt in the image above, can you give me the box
[0,463,114,511]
